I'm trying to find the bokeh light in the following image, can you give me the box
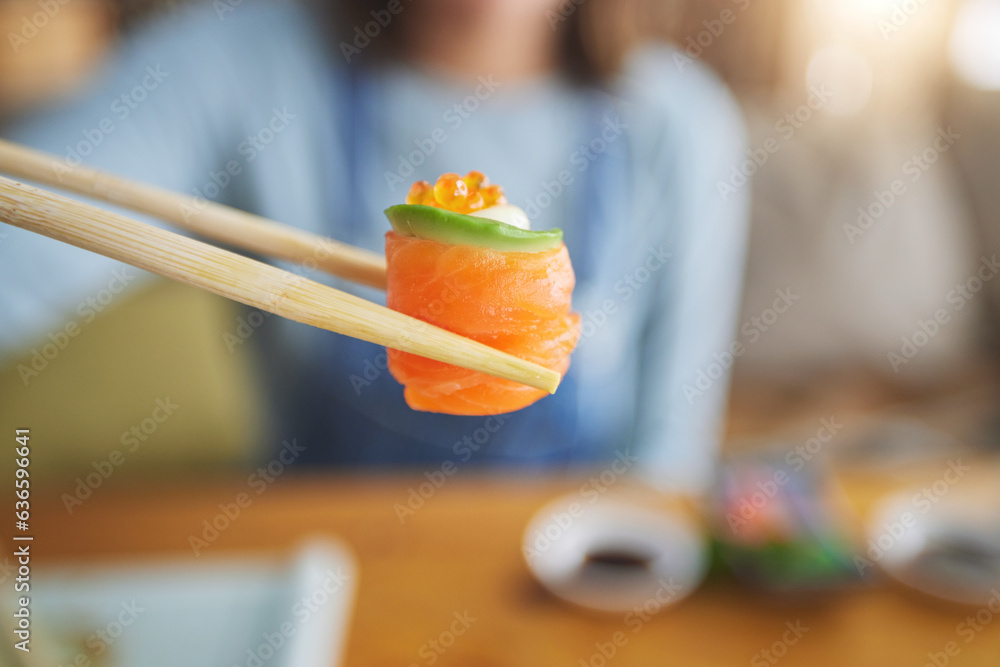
[949,0,1000,90]
[806,44,875,115]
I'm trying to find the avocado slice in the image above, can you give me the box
[385,204,563,253]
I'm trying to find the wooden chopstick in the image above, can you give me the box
[0,138,387,289]
[0,175,562,394]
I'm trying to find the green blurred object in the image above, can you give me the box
[0,279,269,490]
[709,449,863,593]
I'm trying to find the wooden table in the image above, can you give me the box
[34,472,1000,667]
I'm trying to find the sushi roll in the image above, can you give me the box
[384,171,580,415]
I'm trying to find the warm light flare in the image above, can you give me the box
[949,0,1000,90]
[806,44,875,116]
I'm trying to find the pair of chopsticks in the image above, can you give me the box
[0,139,561,393]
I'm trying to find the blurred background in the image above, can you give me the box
[3,0,1000,664]
[3,0,1000,476]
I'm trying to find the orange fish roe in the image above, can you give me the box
[405,171,509,214]
[405,180,434,206]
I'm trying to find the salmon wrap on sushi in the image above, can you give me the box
[384,171,580,416]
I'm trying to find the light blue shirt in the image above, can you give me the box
[0,0,749,492]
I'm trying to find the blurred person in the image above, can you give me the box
[0,0,749,492]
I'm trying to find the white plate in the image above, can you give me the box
[33,538,357,666]
[869,489,1000,606]
[523,494,707,613]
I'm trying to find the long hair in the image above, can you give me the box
[112,0,763,85]
[333,0,734,83]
